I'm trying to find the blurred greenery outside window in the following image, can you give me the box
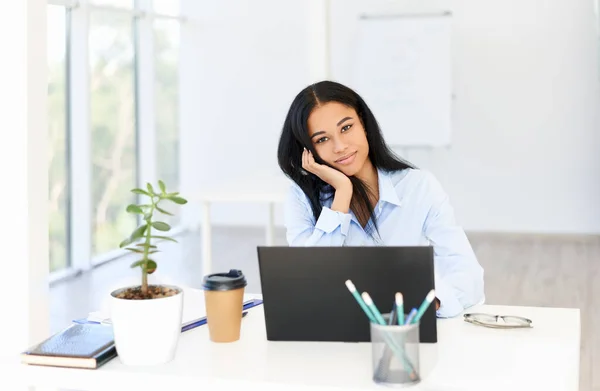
[47,0,182,272]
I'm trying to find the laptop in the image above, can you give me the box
[256,246,437,343]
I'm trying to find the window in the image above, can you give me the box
[46,0,183,277]
[89,10,137,256]
[47,5,70,272]
[155,19,180,223]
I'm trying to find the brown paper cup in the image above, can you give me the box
[202,269,248,343]
[204,287,245,342]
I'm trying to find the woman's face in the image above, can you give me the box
[307,102,370,177]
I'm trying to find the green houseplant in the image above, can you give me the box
[115,180,188,299]
[110,180,188,366]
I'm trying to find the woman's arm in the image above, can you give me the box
[420,171,485,318]
[284,184,353,246]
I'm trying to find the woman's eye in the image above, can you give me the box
[342,124,352,132]
[316,137,328,144]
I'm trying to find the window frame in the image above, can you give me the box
[47,0,185,282]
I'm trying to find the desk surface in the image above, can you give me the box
[18,290,580,391]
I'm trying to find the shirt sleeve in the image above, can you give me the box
[420,171,485,318]
[284,184,351,246]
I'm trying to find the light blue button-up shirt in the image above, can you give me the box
[283,168,485,318]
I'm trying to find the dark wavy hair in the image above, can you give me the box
[277,80,413,235]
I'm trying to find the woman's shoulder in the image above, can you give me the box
[285,180,314,207]
[386,167,436,185]
[386,168,447,199]
[286,180,305,200]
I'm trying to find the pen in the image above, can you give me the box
[388,303,397,325]
[412,289,436,324]
[345,280,377,323]
[396,293,404,325]
[405,308,417,325]
[181,311,248,333]
[180,299,261,329]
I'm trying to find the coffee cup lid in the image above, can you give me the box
[202,269,247,291]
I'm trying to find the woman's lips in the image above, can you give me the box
[335,152,357,165]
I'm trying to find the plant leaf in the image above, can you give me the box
[126,204,144,214]
[125,247,144,254]
[152,221,171,231]
[131,188,150,196]
[132,224,148,240]
[158,180,166,194]
[145,260,157,274]
[130,260,144,268]
[147,182,155,195]
[119,224,148,248]
[166,196,187,205]
[151,236,178,243]
[166,192,179,197]
[148,250,159,255]
[135,243,157,249]
[155,205,174,216]
[120,237,133,248]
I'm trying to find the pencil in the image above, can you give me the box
[361,292,387,325]
[413,289,436,324]
[396,293,404,325]
[345,280,377,323]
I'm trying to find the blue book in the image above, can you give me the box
[21,324,116,369]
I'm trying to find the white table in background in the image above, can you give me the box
[190,174,290,275]
[17,290,580,391]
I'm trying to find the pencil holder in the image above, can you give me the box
[370,313,420,387]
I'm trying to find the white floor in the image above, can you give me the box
[49,227,600,391]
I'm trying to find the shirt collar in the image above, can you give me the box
[377,169,402,207]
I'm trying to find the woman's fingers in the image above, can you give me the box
[302,148,309,171]
[306,150,319,174]
[303,148,315,173]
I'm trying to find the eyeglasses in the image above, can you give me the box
[463,313,533,329]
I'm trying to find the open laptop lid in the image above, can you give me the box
[257,246,437,343]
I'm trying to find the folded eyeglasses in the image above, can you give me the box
[463,313,533,329]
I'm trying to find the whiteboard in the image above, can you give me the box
[349,13,452,147]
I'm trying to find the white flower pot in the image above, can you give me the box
[110,285,183,366]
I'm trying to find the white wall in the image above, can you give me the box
[329,0,600,234]
[179,0,315,231]
[181,0,600,234]
[0,0,49,376]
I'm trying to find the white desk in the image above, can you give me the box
[17,290,580,391]
[190,174,290,275]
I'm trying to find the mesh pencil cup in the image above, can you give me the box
[370,314,421,387]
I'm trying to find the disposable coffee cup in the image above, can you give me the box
[202,269,247,343]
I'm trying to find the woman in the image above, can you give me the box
[277,80,484,318]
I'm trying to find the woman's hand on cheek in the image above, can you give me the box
[302,148,352,191]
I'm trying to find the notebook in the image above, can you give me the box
[21,323,116,369]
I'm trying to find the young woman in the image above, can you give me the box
[276,80,484,318]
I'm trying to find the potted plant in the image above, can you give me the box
[109,180,188,366]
